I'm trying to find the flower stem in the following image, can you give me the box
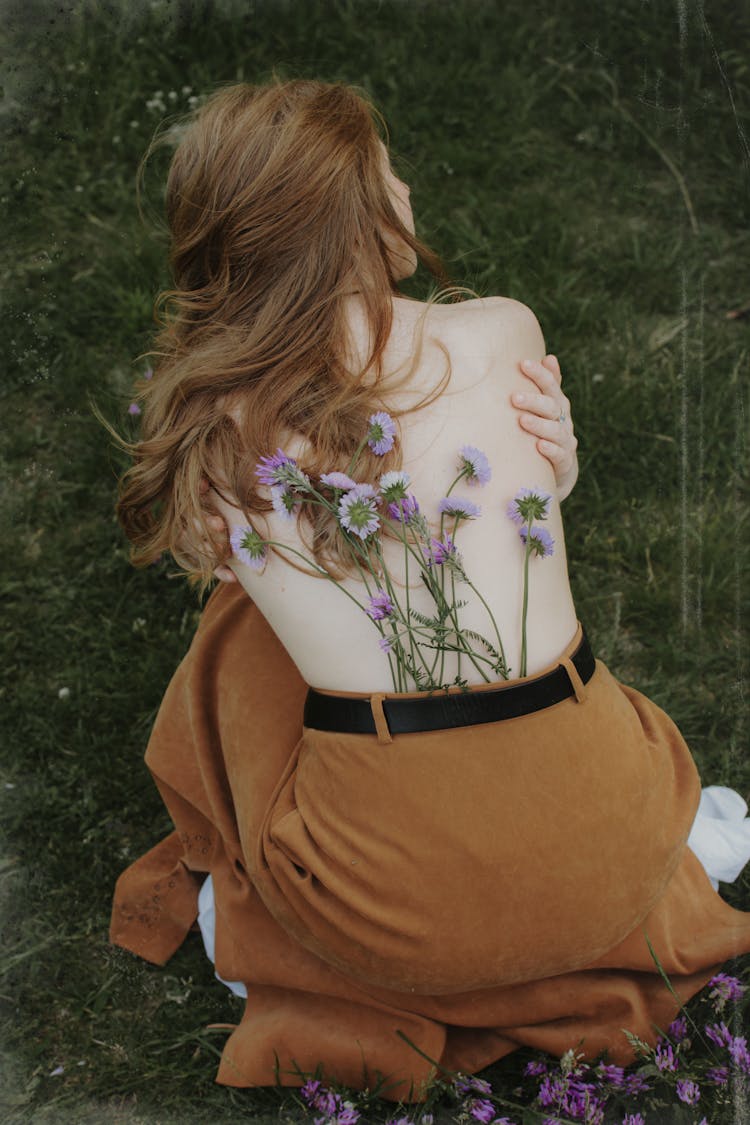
[520,518,533,677]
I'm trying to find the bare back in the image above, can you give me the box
[212,295,578,691]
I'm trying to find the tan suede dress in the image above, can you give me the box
[110,582,750,1102]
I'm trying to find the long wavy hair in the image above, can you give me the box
[114,78,452,585]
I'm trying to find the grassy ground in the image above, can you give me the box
[1,0,749,1120]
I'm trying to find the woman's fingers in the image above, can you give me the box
[213,564,238,584]
[518,356,562,395]
[518,411,573,439]
[542,353,562,384]
[512,391,559,419]
[511,354,578,499]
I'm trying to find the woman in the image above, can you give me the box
[110,79,750,1103]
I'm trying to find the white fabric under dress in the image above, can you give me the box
[197,785,750,1002]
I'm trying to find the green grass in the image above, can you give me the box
[1,0,749,1120]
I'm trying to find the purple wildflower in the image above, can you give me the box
[320,471,357,491]
[708,972,745,1010]
[468,1099,496,1123]
[668,1014,688,1041]
[675,1078,700,1105]
[229,525,267,571]
[596,1063,625,1086]
[366,590,395,621]
[729,1034,750,1072]
[270,485,299,519]
[704,1021,733,1048]
[338,484,380,539]
[255,448,296,487]
[300,1079,322,1103]
[438,496,481,520]
[334,1108,360,1125]
[622,1073,651,1095]
[525,1060,548,1077]
[387,495,420,523]
[459,445,492,486]
[454,1076,492,1095]
[621,1116,646,1125]
[538,1074,604,1125]
[378,635,394,653]
[519,524,555,557]
[127,402,141,416]
[379,470,410,500]
[426,535,457,567]
[706,1065,730,1085]
[367,411,396,455]
[537,1076,568,1108]
[654,1040,678,1072]
[507,487,552,524]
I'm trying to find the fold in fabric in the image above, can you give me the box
[199,777,750,1000]
[110,583,750,1102]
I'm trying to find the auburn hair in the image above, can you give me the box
[114,78,453,586]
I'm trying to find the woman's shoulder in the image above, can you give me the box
[408,294,546,360]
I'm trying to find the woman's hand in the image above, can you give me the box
[512,354,579,502]
[195,479,236,582]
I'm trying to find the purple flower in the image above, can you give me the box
[459,445,492,486]
[537,1076,568,1108]
[621,1116,646,1125]
[622,1073,651,1095]
[366,590,395,621]
[387,495,420,523]
[378,635,394,653]
[708,972,745,1009]
[525,1060,548,1077]
[270,485,299,519]
[468,1099,496,1123]
[668,1014,688,1041]
[338,484,380,539]
[704,1021,733,1048]
[334,1109,360,1125]
[379,470,410,500]
[229,524,267,570]
[367,411,396,455]
[300,1079,323,1103]
[255,448,296,486]
[320,471,357,491]
[507,487,552,524]
[438,496,481,520]
[127,402,141,416]
[654,1041,678,1072]
[729,1034,750,1072]
[519,524,555,558]
[706,1065,730,1085]
[595,1063,625,1086]
[426,535,456,566]
[675,1078,700,1105]
[454,1076,493,1096]
[143,366,153,379]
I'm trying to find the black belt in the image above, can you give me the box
[303,628,595,736]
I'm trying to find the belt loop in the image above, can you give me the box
[370,693,393,744]
[560,657,587,703]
